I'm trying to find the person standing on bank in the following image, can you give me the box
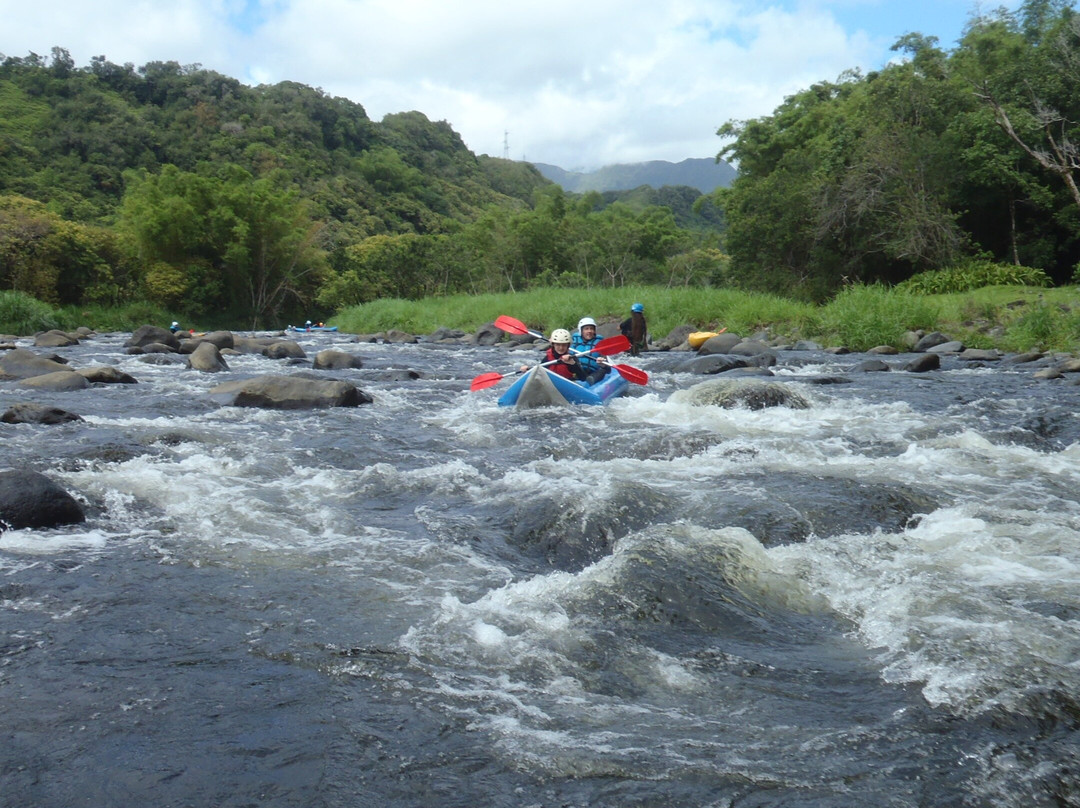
[520,329,587,381]
[571,317,610,385]
[620,303,648,356]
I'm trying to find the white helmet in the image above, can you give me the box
[550,329,572,344]
[577,317,596,329]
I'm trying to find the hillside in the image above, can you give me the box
[530,157,736,194]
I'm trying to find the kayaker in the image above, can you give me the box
[520,328,587,381]
[169,321,180,333]
[572,317,610,385]
[620,303,648,357]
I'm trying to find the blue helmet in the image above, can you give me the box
[631,303,644,313]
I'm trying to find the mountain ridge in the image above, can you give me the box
[530,157,736,194]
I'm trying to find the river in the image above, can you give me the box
[2,330,1080,807]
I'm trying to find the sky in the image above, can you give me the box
[0,0,1024,171]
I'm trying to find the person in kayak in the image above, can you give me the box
[520,328,587,381]
[571,317,610,385]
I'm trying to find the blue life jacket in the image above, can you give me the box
[571,331,602,372]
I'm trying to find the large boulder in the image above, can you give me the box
[904,353,941,372]
[75,366,138,384]
[676,355,749,375]
[126,325,180,351]
[208,374,372,409]
[1,403,84,424]
[0,470,86,532]
[16,371,89,391]
[657,324,695,350]
[263,340,306,360]
[697,332,742,355]
[34,330,79,348]
[313,350,364,370]
[0,348,72,380]
[475,322,505,346]
[186,341,229,372]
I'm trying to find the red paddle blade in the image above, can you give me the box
[591,335,631,355]
[613,364,649,385]
[494,315,541,337]
[469,372,505,391]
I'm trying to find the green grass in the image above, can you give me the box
[5,284,1080,354]
[333,284,1080,353]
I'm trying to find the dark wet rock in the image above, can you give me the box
[674,379,809,410]
[313,349,364,370]
[824,346,851,354]
[428,327,466,342]
[476,322,505,346]
[232,335,280,354]
[804,376,854,385]
[186,341,229,372]
[208,374,372,409]
[657,324,695,350]
[867,345,898,355]
[747,352,778,368]
[1034,367,1064,380]
[33,330,79,348]
[914,331,951,352]
[126,325,180,351]
[852,359,891,372]
[677,354,749,375]
[129,342,176,354]
[75,366,138,384]
[0,348,72,380]
[2,403,84,424]
[362,370,421,382]
[263,340,306,360]
[904,353,940,372]
[0,470,86,532]
[382,329,418,344]
[697,333,741,355]
[16,371,89,391]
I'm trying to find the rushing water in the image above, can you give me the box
[2,330,1080,807]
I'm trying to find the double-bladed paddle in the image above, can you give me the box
[470,334,634,391]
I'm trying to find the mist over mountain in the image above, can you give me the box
[530,157,736,194]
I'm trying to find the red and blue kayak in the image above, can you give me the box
[498,366,629,408]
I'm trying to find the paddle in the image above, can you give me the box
[494,315,544,340]
[470,335,631,391]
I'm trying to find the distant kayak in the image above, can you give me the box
[688,329,725,349]
[498,366,629,408]
[288,325,338,332]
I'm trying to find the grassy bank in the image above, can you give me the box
[334,284,1080,354]
[4,285,1079,354]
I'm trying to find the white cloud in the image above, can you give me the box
[0,0,903,169]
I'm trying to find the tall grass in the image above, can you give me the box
[818,285,942,349]
[0,290,61,335]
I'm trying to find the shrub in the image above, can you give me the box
[0,290,61,335]
[897,261,1051,294]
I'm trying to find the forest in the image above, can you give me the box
[0,0,1078,328]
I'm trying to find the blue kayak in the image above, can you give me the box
[288,325,338,332]
[498,366,629,408]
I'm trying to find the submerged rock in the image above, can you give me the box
[674,379,809,410]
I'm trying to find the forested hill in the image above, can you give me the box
[532,158,736,194]
[0,49,728,327]
[0,50,549,233]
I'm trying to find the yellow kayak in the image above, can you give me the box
[688,329,726,349]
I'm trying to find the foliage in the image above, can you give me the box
[896,260,1052,293]
[0,289,61,335]
[818,284,943,348]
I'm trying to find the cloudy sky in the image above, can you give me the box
[1,0,1020,171]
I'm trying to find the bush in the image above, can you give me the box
[897,261,1051,294]
[819,284,941,350]
[0,290,61,335]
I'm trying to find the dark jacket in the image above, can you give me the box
[620,312,648,356]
